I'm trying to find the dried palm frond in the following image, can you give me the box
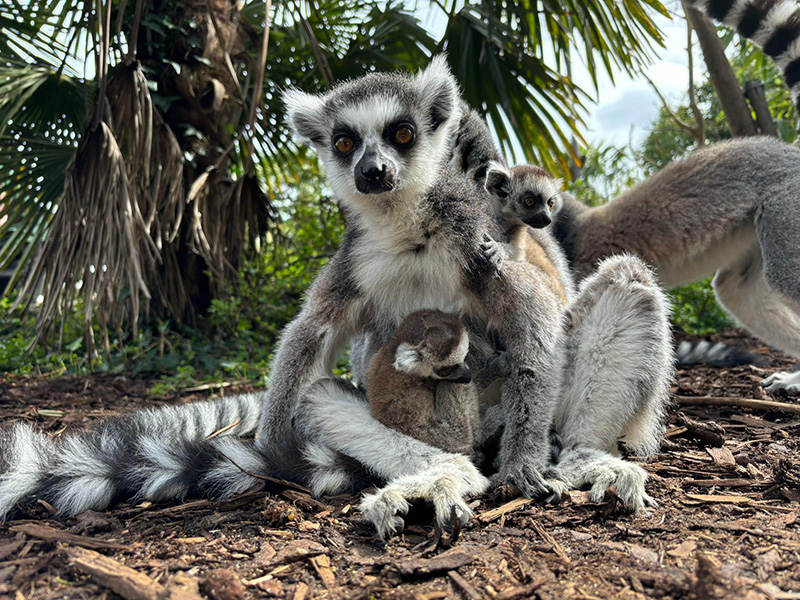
[16,115,153,358]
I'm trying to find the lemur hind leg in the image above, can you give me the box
[295,377,489,540]
[474,259,567,498]
[550,255,673,510]
[713,247,800,393]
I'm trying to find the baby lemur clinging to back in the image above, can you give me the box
[366,309,478,457]
[484,161,570,306]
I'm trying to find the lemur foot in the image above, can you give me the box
[360,488,410,540]
[762,370,800,393]
[553,452,656,512]
[359,455,489,540]
[479,233,505,273]
[493,460,554,498]
[588,461,655,511]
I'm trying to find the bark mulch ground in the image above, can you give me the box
[1,328,799,599]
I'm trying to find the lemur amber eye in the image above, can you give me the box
[394,126,414,146]
[523,196,536,208]
[334,136,355,154]
[547,198,555,210]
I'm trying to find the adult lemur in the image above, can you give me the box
[0,58,673,539]
[555,0,800,393]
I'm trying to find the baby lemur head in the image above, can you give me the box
[391,310,471,384]
[282,56,460,215]
[484,162,562,229]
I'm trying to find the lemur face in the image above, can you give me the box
[485,163,562,228]
[282,56,460,214]
[392,310,471,384]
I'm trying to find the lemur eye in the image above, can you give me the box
[547,198,555,210]
[523,196,536,208]
[394,125,415,146]
[334,135,355,155]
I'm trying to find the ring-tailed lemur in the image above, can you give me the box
[366,309,479,457]
[555,137,800,392]
[549,0,800,391]
[0,58,674,539]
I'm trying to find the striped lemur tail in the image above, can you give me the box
[676,339,769,367]
[688,0,800,133]
[0,394,273,520]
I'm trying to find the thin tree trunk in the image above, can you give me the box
[684,3,758,137]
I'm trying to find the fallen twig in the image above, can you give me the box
[675,395,800,416]
[476,498,531,523]
[11,523,125,550]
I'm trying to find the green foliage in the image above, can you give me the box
[0,168,342,391]
[669,278,735,335]
[564,143,643,206]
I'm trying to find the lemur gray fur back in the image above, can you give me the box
[554,136,800,392]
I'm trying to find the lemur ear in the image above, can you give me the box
[413,55,459,131]
[394,343,423,375]
[282,88,326,146]
[485,161,511,199]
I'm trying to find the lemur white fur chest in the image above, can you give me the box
[352,213,468,322]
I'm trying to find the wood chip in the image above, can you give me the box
[531,522,570,564]
[685,493,753,505]
[397,550,476,577]
[627,543,659,565]
[675,395,800,416]
[706,447,736,469]
[667,539,697,559]
[63,547,166,600]
[448,570,481,600]
[682,478,758,488]
[12,523,125,550]
[495,578,548,600]
[292,582,309,600]
[477,498,532,523]
[269,540,327,567]
[310,554,336,590]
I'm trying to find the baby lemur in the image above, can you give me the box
[367,310,478,457]
[484,161,570,307]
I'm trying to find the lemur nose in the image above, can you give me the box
[360,162,386,181]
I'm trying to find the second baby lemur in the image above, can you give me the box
[367,309,479,457]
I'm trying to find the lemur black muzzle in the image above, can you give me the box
[355,147,397,194]
[524,209,552,229]
[446,364,472,384]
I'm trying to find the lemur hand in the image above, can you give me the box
[473,350,512,388]
[479,233,505,273]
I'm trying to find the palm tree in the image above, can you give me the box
[0,0,668,355]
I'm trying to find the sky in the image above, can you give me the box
[416,0,700,151]
[578,1,702,148]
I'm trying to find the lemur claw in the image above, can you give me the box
[493,462,554,498]
[479,233,505,273]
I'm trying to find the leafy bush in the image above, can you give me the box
[669,278,735,335]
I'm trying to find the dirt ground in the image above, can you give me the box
[1,329,800,600]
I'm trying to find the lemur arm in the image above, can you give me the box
[255,248,365,464]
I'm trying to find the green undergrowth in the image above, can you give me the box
[2,277,736,393]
